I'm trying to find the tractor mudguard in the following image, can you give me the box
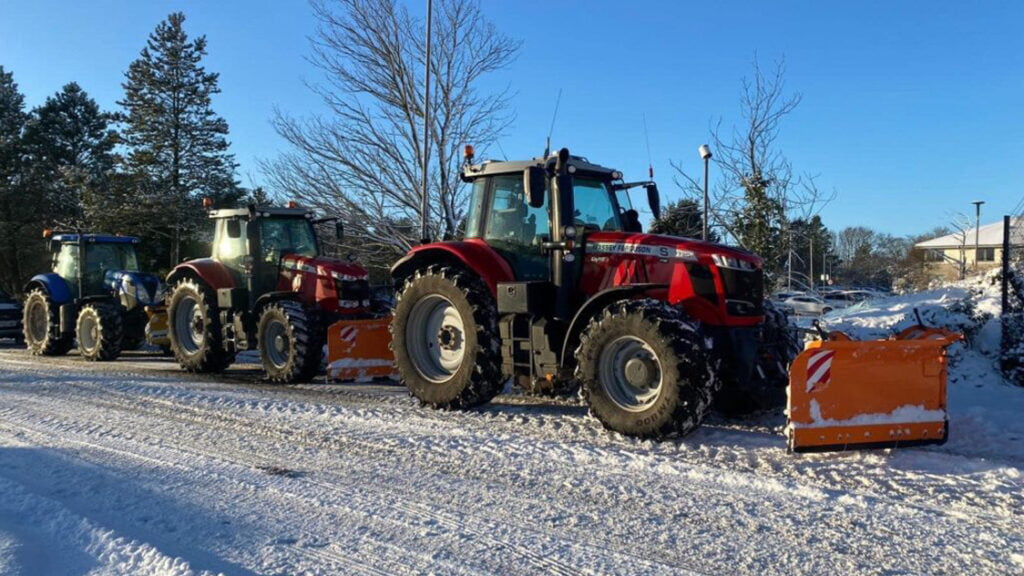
[560,283,669,365]
[391,239,514,294]
[787,328,962,453]
[326,316,395,381]
[25,273,73,304]
[166,258,235,291]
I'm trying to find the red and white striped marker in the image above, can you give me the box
[805,350,835,392]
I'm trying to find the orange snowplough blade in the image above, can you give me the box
[326,317,395,381]
[144,305,170,348]
[787,327,962,453]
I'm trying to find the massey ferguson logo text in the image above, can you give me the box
[587,242,698,262]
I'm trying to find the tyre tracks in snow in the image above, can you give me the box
[1,353,1022,574]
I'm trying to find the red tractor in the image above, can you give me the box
[385,147,789,438]
[164,203,380,382]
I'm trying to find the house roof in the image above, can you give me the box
[915,218,1023,249]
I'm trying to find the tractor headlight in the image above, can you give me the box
[711,254,755,270]
[563,225,577,239]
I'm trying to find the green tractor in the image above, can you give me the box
[22,232,167,361]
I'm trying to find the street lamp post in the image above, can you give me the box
[699,144,712,241]
[972,200,985,269]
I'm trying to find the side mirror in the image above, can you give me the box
[335,221,344,240]
[646,183,661,220]
[523,166,546,209]
[226,219,242,239]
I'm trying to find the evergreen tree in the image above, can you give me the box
[120,12,241,265]
[23,82,118,225]
[0,67,38,293]
[650,199,720,242]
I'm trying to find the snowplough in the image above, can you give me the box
[786,318,962,452]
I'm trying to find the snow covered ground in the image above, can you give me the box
[0,280,1021,575]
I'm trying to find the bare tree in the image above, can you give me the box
[672,57,834,276]
[263,0,519,267]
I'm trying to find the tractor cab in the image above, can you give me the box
[48,234,144,297]
[459,153,652,284]
[208,205,326,297]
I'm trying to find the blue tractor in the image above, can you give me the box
[22,232,165,361]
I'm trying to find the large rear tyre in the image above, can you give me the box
[22,288,72,356]
[391,266,502,409]
[76,302,124,361]
[167,278,235,373]
[576,299,715,438]
[258,300,323,383]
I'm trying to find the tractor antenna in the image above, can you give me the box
[643,113,653,179]
[544,88,562,158]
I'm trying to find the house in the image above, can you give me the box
[914,218,1022,280]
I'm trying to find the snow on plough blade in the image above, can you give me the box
[786,326,963,453]
[326,317,395,381]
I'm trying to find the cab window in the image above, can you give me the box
[573,178,621,231]
[483,174,550,280]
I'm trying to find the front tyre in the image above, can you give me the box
[76,302,124,361]
[258,300,323,383]
[391,266,502,409]
[576,299,715,438]
[22,288,72,356]
[168,278,235,372]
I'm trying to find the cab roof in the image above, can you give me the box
[461,153,620,180]
[208,205,315,219]
[51,234,140,244]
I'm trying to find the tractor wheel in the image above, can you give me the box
[76,302,124,361]
[715,300,801,417]
[167,278,235,373]
[576,299,715,438]
[391,266,502,409]
[257,300,323,383]
[22,288,72,356]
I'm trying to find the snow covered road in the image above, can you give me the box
[0,346,1021,575]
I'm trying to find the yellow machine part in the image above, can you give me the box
[144,305,170,348]
[787,328,962,453]
[326,316,395,381]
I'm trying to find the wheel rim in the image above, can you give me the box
[78,311,98,353]
[598,336,664,412]
[173,295,203,354]
[263,316,290,369]
[406,294,466,383]
[25,299,48,343]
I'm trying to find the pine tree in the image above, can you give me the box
[650,199,720,242]
[120,12,240,265]
[0,66,37,292]
[23,82,118,225]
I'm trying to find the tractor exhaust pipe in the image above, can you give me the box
[551,148,576,321]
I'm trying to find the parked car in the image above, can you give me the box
[0,288,23,343]
[823,292,857,309]
[782,294,834,316]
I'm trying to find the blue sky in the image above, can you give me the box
[2,1,1021,237]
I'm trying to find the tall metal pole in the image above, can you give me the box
[419,0,433,244]
[1003,215,1011,315]
[787,228,793,291]
[809,235,814,292]
[972,200,984,269]
[699,145,712,241]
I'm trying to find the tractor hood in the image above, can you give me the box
[105,270,164,309]
[584,231,761,268]
[280,254,368,281]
